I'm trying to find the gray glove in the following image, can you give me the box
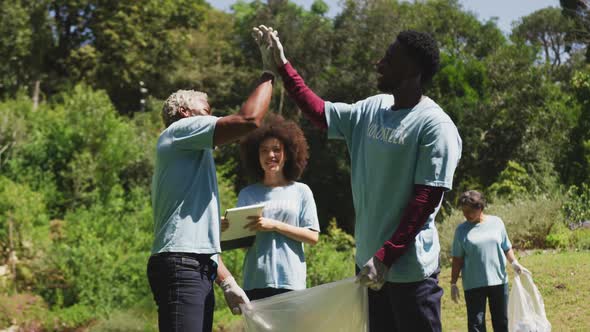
[356,256,388,291]
[220,276,250,315]
[252,25,277,76]
[511,260,530,275]
[451,283,460,303]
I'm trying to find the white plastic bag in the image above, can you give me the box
[508,272,551,332]
[241,277,368,332]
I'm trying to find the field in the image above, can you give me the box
[86,250,590,331]
[440,250,590,332]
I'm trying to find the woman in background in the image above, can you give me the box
[450,190,529,332]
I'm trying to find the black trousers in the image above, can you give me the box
[147,253,217,332]
[357,266,443,332]
[464,283,509,332]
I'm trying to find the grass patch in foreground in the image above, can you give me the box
[88,251,589,331]
[440,250,590,332]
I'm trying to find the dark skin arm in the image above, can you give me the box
[213,73,274,146]
[451,256,463,284]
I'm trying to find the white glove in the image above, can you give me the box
[511,260,530,275]
[356,256,388,291]
[451,283,460,304]
[252,25,276,76]
[267,27,288,65]
[220,276,250,315]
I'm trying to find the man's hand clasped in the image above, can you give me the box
[356,256,389,291]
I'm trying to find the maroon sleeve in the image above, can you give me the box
[375,185,445,267]
[277,62,327,130]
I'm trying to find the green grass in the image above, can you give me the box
[21,250,588,331]
[440,250,590,332]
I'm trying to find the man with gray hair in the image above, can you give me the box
[147,30,275,332]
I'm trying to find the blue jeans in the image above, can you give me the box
[147,253,217,332]
[357,266,443,332]
[464,283,509,332]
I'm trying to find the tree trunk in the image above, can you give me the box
[32,80,41,111]
[8,217,17,293]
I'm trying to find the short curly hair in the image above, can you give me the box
[240,114,309,182]
[397,30,440,85]
[458,190,486,210]
[162,89,208,127]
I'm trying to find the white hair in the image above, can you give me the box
[162,89,208,127]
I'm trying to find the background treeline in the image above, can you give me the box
[0,0,589,330]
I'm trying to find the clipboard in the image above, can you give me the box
[220,203,265,250]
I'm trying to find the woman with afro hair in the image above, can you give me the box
[225,114,320,301]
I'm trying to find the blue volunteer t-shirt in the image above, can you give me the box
[452,215,512,290]
[237,182,320,290]
[150,115,221,255]
[325,94,462,283]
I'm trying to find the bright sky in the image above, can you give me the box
[210,0,561,33]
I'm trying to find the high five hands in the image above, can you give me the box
[252,25,288,75]
[252,25,276,76]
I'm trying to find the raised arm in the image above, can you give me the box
[213,73,274,146]
[213,28,276,146]
[259,26,327,130]
[278,63,327,130]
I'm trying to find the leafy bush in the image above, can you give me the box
[562,184,590,224]
[306,220,355,287]
[37,186,152,314]
[488,161,537,200]
[546,222,571,249]
[6,85,152,216]
[0,293,47,330]
[0,177,49,262]
[572,228,590,250]
[546,221,590,250]
[43,304,96,331]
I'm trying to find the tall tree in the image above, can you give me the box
[0,0,52,97]
[561,0,590,61]
[563,68,590,185]
[0,0,214,112]
[512,7,574,70]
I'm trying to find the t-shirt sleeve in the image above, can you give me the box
[414,121,462,190]
[299,185,320,232]
[168,115,218,151]
[451,226,465,257]
[500,219,512,251]
[236,188,249,208]
[325,101,362,142]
